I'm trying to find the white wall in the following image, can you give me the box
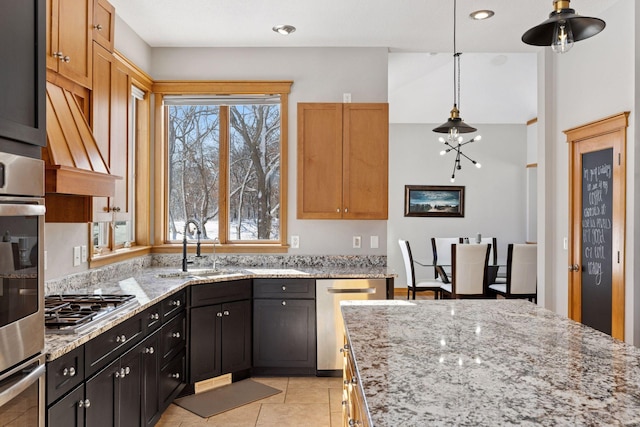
[543,0,637,342]
[387,123,527,286]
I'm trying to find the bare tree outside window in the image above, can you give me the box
[167,100,280,243]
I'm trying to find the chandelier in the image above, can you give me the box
[433,0,481,183]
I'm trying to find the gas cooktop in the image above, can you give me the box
[45,294,138,334]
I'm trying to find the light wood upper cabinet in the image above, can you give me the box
[91,42,130,223]
[92,0,115,52]
[46,0,93,88]
[297,103,388,220]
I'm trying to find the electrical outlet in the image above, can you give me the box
[343,93,352,103]
[81,245,88,262]
[353,236,361,249]
[291,235,300,248]
[370,235,379,249]
[73,246,81,267]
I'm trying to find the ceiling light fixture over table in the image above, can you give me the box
[433,0,482,184]
[522,0,605,54]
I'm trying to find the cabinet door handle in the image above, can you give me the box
[336,208,340,213]
[282,285,286,291]
[216,312,223,317]
[150,313,160,320]
[62,55,70,63]
[344,208,348,213]
[116,335,126,343]
[94,24,103,30]
[171,300,181,307]
[223,310,230,316]
[63,367,76,377]
[78,399,90,408]
[172,332,181,338]
[171,373,180,379]
[281,301,287,306]
[145,347,154,354]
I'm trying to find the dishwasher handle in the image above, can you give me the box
[326,287,377,294]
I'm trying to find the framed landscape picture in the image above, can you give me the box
[404,185,465,218]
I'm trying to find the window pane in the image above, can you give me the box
[228,104,280,241]
[167,105,220,241]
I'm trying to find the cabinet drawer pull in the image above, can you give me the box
[281,301,286,306]
[171,300,181,307]
[150,313,160,320]
[78,399,90,408]
[282,285,286,291]
[116,334,127,343]
[145,347,155,354]
[63,367,76,377]
[223,310,230,316]
[216,312,223,317]
[171,373,180,379]
[172,332,181,338]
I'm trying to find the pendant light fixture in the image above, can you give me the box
[522,0,605,54]
[433,0,481,183]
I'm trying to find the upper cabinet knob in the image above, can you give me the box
[94,24,103,30]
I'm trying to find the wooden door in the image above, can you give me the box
[297,103,343,218]
[343,103,389,219]
[567,112,627,340]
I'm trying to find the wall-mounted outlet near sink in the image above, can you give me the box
[353,236,361,249]
[291,235,300,248]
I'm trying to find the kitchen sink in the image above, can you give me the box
[157,269,239,279]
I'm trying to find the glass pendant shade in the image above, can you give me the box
[522,1,605,52]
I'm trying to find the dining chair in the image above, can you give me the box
[440,243,490,299]
[488,244,537,302]
[460,236,498,266]
[399,239,442,300]
[430,237,460,279]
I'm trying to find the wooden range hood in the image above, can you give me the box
[44,82,117,196]
[43,82,118,222]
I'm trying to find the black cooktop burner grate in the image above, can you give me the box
[44,294,137,332]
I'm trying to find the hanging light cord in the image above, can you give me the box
[453,0,461,110]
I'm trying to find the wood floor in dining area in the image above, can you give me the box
[157,376,344,427]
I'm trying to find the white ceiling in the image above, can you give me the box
[110,0,617,124]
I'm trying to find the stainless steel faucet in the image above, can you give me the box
[211,237,220,270]
[182,219,201,272]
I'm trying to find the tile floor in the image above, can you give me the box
[156,376,344,427]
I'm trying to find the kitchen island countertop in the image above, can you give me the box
[341,299,640,426]
[45,265,394,360]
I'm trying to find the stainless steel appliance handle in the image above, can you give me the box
[326,287,376,294]
[0,364,45,407]
[0,204,46,217]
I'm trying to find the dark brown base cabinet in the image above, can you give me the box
[188,280,252,383]
[46,290,187,427]
[252,279,316,375]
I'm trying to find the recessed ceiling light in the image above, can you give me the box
[273,24,296,35]
[469,10,494,20]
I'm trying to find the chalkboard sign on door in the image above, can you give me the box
[581,148,613,335]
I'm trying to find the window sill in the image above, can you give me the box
[89,245,152,268]
[152,243,289,254]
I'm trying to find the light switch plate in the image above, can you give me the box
[81,245,88,262]
[370,235,379,249]
[73,246,81,267]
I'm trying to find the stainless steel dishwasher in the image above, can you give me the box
[316,279,387,373]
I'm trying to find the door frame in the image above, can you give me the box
[566,112,628,340]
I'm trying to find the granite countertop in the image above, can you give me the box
[45,265,394,361]
[341,299,640,426]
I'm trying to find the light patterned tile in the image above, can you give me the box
[287,376,342,389]
[330,411,343,427]
[329,388,344,413]
[206,402,261,426]
[157,404,208,426]
[285,386,329,404]
[256,403,330,427]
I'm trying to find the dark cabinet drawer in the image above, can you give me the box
[85,312,144,377]
[46,346,84,405]
[161,289,186,321]
[159,350,186,411]
[253,278,315,299]
[190,279,251,307]
[161,311,186,362]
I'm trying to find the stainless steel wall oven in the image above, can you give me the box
[0,152,45,426]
